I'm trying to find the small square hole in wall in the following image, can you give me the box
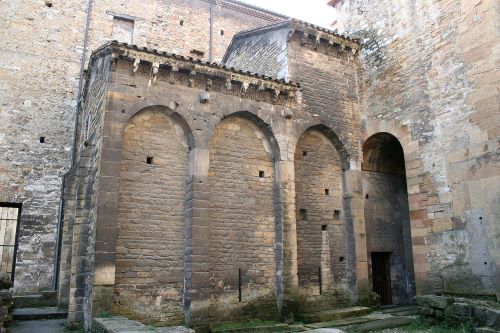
[333,210,341,220]
[325,189,330,195]
[146,156,154,165]
[220,30,224,35]
[322,224,327,231]
[339,256,345,262]
[39,136,46,143]
[259,170,265,178]
[302,150,307,156]
[299,209,307,221]
[180,20,184,26]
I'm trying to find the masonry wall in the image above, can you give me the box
[87,0,284,63]
[208,116,277,322]
[0,0,283,295]
[0,0,88,293]
[294,130,346,295]
[287,32,362,159]
[335,0,499,298]
[113,109,189,324]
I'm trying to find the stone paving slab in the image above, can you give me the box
[11,319,67,333]
[303,329,346,333]
[349,316,414,332]
[93,316,194,333]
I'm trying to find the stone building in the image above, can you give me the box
[0,0,498,332]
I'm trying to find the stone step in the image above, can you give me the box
[301,306,372,324]
[476,328,500,333]
[380,305,418,316]
[213,323,291,333]
[93,316,194,333]
[12,307,67,321]
[304,316,375,329]
[13,291,58,308]
[349,316,414,332]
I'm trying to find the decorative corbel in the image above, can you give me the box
[169,65,179,84]
[273,89,281,103]
[206,78,213,91]
[133,58,140,73]
[148,62,159,88]
[240,82,249,97]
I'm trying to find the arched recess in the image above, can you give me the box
[294,126,349,300]
[114,106,191,324]
[208,112,280,322]
[362,132,415,305]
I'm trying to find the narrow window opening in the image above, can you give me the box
[339,256,345,262]
[45,1,53,7]
[321,224,327,231]
[39,136,45,143]
[365,194,369,199]
[259,170,265,178]
[220,30,224,35]
[333,210,341,220]
[238,268,242,302]
[180,20,184,26]
[318,267,322,295]
[302,150,307,156]
[299,209,307,221]
[325,189,330,195]
[146,156,153,165]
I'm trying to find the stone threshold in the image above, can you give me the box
[93,316,195,333]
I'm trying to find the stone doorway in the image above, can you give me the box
[362,133,416,305]
[371,252,392,305]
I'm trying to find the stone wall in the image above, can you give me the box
[208,116,277,322]
[113,109,189,325]
[86,0,285,64]
[67,41,365,330]
[0,273,13,333]
[0,0,88,294]
[334,0,499,299]
[294,130,346,295]
[0,0,284,296]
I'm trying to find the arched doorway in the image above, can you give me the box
[362,133,415,305]
[114,107,190,324]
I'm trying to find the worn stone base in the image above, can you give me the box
[0,274,13,333]
[93,316,195,333]
[416,295,500,330]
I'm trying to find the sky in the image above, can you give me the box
[236,0,336,29]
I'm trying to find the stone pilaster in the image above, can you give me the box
[184,148,211,330]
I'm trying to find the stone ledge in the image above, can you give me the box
[416,295,500,330]
[93,316,195,333]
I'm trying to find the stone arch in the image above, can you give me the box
[124,100,196,150]
[297,123,351,170]
[114,107,190,324]
[207,111,281,322]
[362,132,416,305]
[293,126,350,300]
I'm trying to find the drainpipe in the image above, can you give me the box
[209,2,214,62]
[52,0,95,291]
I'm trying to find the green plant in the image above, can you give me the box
[96,310,113,318]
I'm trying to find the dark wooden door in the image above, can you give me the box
[371,252,392,305]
